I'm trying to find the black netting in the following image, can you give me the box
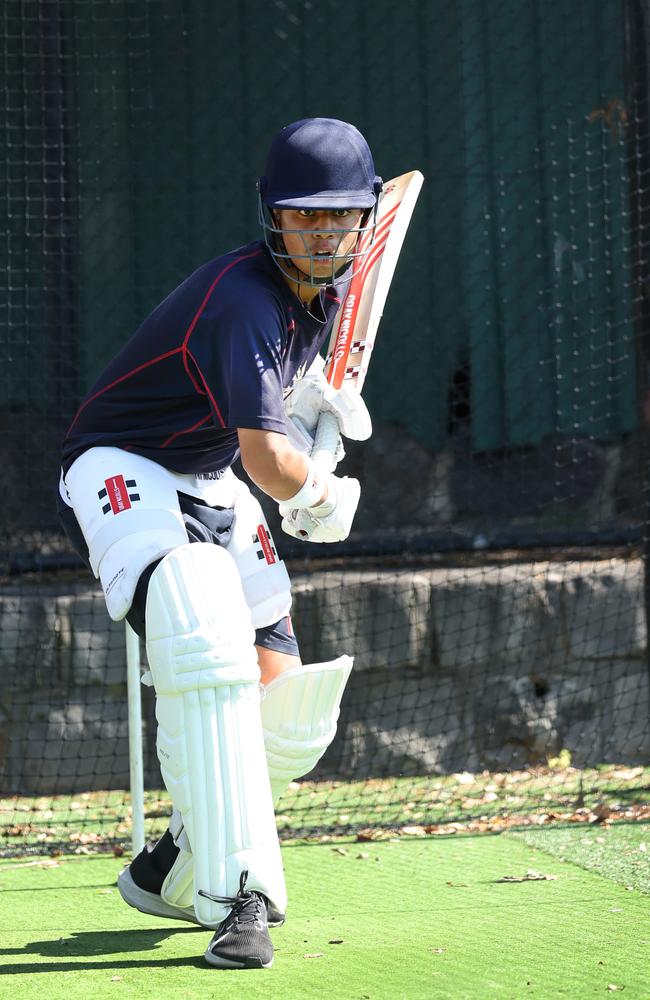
[2,0,650,855]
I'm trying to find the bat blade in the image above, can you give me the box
[324,170,424,392]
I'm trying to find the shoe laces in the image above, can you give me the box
[198,870,265,924]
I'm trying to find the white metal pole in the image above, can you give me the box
[125,622,145,856]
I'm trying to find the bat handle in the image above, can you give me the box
[311,411,340,470]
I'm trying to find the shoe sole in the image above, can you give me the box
[117,867,200,924]
[117,866,286,928]
[204,948,273,969]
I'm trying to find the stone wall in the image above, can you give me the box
[0,560,648,794]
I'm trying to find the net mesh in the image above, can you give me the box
[2,0,650,855]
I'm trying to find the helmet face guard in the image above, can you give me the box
[258,118,382,288]
[258,198,379,288]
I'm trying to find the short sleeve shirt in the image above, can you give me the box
[62,241,345,475]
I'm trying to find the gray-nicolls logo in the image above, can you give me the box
[98,475,140,515]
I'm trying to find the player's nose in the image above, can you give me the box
[311,212,341,234]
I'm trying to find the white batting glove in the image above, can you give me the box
[276,459,361,543]
[284,408,345,471]
[280,476,361,544]
[284,357,371,470]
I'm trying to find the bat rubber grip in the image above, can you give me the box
[311,411,340,469]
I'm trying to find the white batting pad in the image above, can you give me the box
[146,543,287,926]
[261,656,354,803]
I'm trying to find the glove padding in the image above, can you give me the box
[285,408,345,469]
[280,474,361,543]
[284,362,371,471]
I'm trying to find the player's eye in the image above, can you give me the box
[297,209,316,218]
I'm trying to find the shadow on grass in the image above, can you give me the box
[0,926,212,973]
[1,882,118,893]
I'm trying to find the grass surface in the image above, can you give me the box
[1,831,649,999]
[513,821,650,895]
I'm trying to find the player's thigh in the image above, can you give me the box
[256,644,301,686]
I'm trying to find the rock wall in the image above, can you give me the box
[0,560,647,794]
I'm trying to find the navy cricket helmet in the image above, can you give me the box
[259,118,382,209]
[258,118,382,288]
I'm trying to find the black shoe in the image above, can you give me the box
[118,831,286,928]
[203,871,274,969]
[117,830,199,924]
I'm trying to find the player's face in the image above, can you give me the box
[276,209,364,278]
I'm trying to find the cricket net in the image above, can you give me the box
[2,0,650,855]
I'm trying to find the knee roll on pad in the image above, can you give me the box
[145,542,287,926]
[261,656,354,804]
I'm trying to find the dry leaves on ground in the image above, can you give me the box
[495,870,558,883]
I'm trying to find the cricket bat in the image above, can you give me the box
[311,170,424,466]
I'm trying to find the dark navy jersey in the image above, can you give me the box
[62,241,344,475]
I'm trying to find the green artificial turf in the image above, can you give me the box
[512,821,650,895]
[0,833,649,1000]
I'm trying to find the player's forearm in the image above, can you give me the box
[238,427,325,502]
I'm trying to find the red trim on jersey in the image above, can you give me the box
[182,349,205,395]
[67,347,183,434]
[179,247,263,427]
[67,248,263,439]
[160,412,212,449]
[181,248,263,375]
[186,349,226,428]
[181,249,263,351]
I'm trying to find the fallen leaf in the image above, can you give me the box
[355,828,392,842]
[333,847,348,856]
[303,952,324,959]
[592,805,612,824]
[496,870,558,883]
[328,939,344,944]
[446,881,470,888]
[110,976,123,982]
